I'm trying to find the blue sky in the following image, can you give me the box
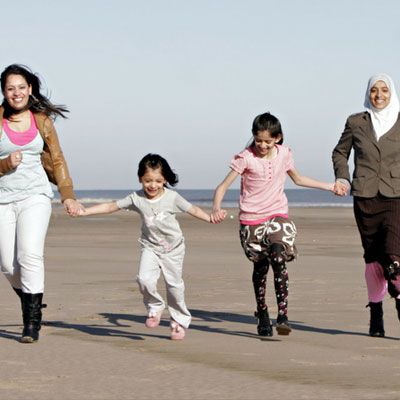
[2,0,400,189]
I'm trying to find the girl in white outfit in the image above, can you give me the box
[79,154,225,340]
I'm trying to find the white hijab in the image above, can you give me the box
[364,73,400,140]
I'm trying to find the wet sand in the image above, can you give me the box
[0,207,399,400]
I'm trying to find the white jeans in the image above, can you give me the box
[136,242,191,328]
[0,195,52,294]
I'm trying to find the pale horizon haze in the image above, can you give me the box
[2,1,400,190]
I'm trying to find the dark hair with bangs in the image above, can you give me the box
[251,112,283,145]
[0,64,69,120]
[138,154,179,187]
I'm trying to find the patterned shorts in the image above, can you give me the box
[239,216,298,263]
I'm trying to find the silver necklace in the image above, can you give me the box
[149,198,162,216]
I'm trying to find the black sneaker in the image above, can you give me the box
[276,314,292,336]
[254,308,273,337]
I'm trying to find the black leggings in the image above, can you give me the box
[252,243,289,316]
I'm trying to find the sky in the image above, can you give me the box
[2,0,400,190]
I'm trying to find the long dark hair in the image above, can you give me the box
[0,64,69,120]
[138,154,179,187]
[251,112,283,145]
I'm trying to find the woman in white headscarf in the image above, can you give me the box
[332,73,400,338]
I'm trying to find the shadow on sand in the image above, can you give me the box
[1,309,398,342]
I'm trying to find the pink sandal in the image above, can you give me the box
[170,319,185,340]
[145,310,163,328]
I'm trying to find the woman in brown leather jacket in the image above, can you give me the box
[0,64,84,343]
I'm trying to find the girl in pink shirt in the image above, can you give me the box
[212,112,339,337]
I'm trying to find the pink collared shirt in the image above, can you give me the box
[230,145,294,222]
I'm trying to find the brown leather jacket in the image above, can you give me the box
[0,106,75,202]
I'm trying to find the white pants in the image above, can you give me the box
[0,195,51,294]
[136,242,191,328]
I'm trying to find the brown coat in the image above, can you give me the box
[332,111,400,198]
[0,107,75,202]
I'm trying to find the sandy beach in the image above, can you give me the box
[0,207,399,400]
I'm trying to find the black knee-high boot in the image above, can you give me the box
[396,298,400,321]
[21,293,44,343]
[367,302,385,337]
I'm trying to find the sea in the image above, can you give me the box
[52,188,352,208]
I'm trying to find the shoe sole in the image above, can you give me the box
[276,324,291,336]
[170,329,185,340]
[170,334,185,340]
[257,327,273,337]
[369,332,385,337]
[21,336,37,343]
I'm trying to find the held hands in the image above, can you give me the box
[8,150,22,168]
[64,199,86,217]
[77,207,88,217]
[333,180,349,197]
[210,208,228,223]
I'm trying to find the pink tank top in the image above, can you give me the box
[3,112,38,146]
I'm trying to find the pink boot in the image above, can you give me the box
[170,319,185,340]
[145,310,163,328]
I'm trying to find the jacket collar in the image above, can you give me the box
[359,112,378,147]
[359,111,400,146]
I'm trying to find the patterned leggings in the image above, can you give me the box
[252,243,289,315]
